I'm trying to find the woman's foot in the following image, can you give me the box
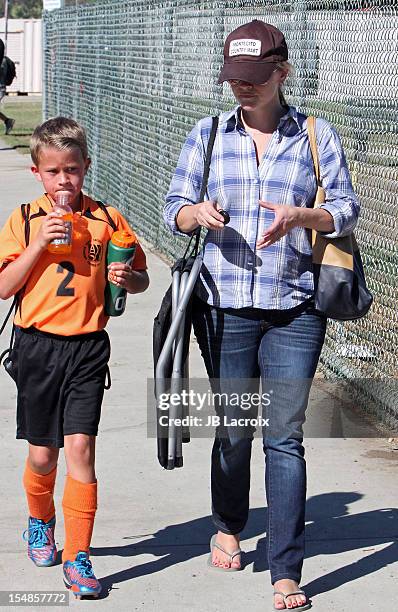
[273,579,308,609]
[211,531,241,569]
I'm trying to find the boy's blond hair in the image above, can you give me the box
[30,117,88,166]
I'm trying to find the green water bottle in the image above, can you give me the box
[105,230,137,316]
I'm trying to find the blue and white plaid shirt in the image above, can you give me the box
[164,106,360,310]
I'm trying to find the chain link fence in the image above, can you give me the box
[43,0,398,430]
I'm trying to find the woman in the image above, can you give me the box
[164,20,359,611]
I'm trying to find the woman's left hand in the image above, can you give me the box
[108,262,134,288]
[256,200,301,249]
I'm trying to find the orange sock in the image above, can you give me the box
[22,460,56,523]
[62,475,97,563]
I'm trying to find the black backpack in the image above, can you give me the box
[2,56,16,86]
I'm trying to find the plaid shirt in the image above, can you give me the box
[164,106,359,310]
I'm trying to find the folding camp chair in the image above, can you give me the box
[154,206,229,470]
[154,251,203,469]
[153,116,220,469]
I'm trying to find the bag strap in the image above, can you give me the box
[307,116,326,212]
[0,205,30,338]
[94,202,114,391]
[96,200,118,232]
[0,292,16,366]
[199,116,219,203]
[16,203,31,315]
[185,115,219,259]
[307,116,320,185]
[0,297,16,338]
[0,204,31,366]
[21,203,31,245]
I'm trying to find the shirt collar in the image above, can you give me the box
[220,105,302,133]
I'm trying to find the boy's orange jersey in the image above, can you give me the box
[0,194,147,335]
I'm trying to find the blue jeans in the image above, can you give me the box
[192,297,326,584]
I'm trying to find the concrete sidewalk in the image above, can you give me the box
[0,142,396,612]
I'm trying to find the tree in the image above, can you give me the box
[0,1,100,18]
[0,1,42,19]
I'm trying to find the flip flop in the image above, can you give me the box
[207,534,243,571]
[273,589,311,611]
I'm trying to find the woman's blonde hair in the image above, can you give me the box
[30,117,88,166]
[276,61,294,107]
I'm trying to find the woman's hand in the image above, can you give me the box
[256,201,335,248]
[256,201,300,249]
[35,212,68,250]
[194,200,225,230]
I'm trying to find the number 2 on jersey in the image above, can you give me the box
[56,261,75,297]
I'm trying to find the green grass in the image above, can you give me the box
[0,97,42,153]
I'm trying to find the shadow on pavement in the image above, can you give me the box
[91,492,397,599]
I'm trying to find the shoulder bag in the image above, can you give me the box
[307,116,373,320]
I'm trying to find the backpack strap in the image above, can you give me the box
[0,297,16,337]
[96,200,117,232]
[21,203,31,247]
[0,203,30,362]
[15,204,31,318]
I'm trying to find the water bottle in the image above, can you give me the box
[105,230,137,316]
[48,193,73,255]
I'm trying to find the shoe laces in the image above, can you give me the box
[74,555,95,578]
[23,520,52,548]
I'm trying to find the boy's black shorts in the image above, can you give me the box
[13,326,111,448]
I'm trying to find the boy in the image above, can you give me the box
[0,117,149,598]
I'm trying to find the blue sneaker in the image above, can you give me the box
[63,552,101,599]
[23,516,57,567]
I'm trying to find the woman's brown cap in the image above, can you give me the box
[218,20,288,85]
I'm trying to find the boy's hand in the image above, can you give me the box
[107,262,134,289]
[108,264,149,294]
[35,212,68,250]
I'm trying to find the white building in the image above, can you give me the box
[0,18,42,94]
